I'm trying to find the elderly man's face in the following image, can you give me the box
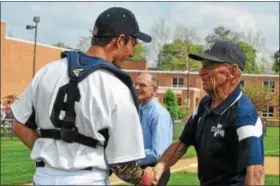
[135,74,157,104]
[199,60,232,94]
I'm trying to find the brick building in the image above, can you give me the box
[128,70,279,119]
[0,21,147,96]
[1,20,279,121]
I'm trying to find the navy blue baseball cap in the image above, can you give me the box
[93,7,152,43]
[188,40,246,71]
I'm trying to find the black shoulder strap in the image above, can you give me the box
[41,51,138,149]
[62,51,139,112]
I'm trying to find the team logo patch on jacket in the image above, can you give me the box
[211,124,225,137]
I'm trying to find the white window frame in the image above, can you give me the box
[262,106,274,117]
[173,77,184,87]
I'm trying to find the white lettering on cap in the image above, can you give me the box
[93,26,98,36]
[205,42,215,51]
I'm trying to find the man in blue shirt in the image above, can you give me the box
[135,72,173,186]
[152,41,265,186]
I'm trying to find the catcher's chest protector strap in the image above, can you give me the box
[40,51,138,149]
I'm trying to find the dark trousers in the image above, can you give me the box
[140,163,170,186]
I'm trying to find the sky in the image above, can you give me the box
[1,1,279,66]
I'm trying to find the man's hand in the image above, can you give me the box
[140,167,155,186]
[152,163,165,185]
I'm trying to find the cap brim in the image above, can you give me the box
[135,32,152,43]
[188,53,225,63]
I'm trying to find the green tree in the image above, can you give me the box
[53,42,73,49]
[178,107,188,120]
[129,42,147,61]
[163,89,179,120]
[148,18,170,68]
[238,28,266,52]
[272,49,280,73]
[205,25,240,44]
[237,41,262,74]
[242,84,276,113]
[159,40,203,71]
[173,25,200,44]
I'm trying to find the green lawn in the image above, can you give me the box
[1,126,279,185]
[173,121,185,140]
[173,122,196,158]
[168,171,279,185]
[1,137,35,185]
[120,171,279,185]
[263,126,280,156]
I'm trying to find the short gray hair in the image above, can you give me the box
[137,72,158,86]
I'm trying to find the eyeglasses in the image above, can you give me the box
[134,83,153,88]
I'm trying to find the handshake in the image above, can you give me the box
[140,163,165,186]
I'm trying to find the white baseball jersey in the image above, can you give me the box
[11,58,145,172]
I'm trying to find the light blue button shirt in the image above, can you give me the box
[137,98,173,166]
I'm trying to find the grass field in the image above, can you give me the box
[1,125,279,185]
[121,171,279,185]
[167,171,280,185]
[1,137,35,185]
[263,126,280,156]
[173,122,197,158]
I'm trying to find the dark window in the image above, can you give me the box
[263,81,275,92]
[262,106,274,117]
[172,78,184,87]
[240,80,244,87]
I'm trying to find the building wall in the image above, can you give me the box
[1,21,279,121]
[128,70,279,119]
[0,21,147,97]
[121,59,147,70]
[241,74,279,93]
[2,37,67,96]
[1,21,6,74]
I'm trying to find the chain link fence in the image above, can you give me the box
[1,108,14,138]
